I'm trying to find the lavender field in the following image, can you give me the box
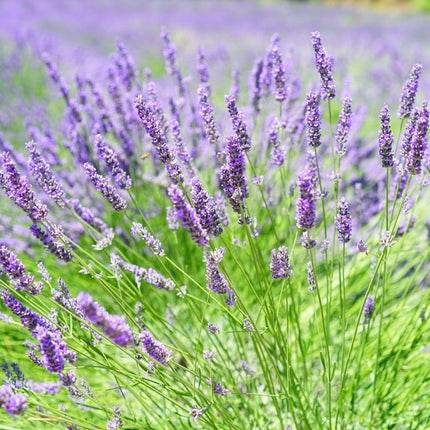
[0,1,430,429]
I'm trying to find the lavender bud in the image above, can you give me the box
[271,39,287,102]
[139,330,172,365]
[131,222,165,257]
[198,86,220,146]
[305,92,322,148]
[225,95,251,152]
[4,393,28,416]
[243,318,254,332]
[335,97,352,156]
[307,262,316,291]
[207,323,220,335]
[250,58,264,115]
[30,224,73,263]
[205,248,229,294]
[378,105,394,168]
[270,246,293,280]
[398,64,422,119]
[335,198,352,243]
[311,32,336,100]
[357,240,368,255]
[295,171,316,230]
[362,295,374,323]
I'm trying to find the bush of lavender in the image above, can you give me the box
[0,25,429,430]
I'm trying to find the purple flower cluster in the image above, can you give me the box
[30,224,73,263]
[295,170,316,230]
[131,222,165,257]
[0,245,43,294]
[0,152,48,222]
[335,198,352,243]
[95,134,132,190]
[270,38,287,103]
[362,295,374,323]
[225,95,252,152]
[0,385,27,416]
[406,101,429,175]
[250,58,264,115]
[26,141,65,207]
[197,48,211,93]
[305,92,322,148]
[398,64,422,119]
[191,177,223,237]
[77,292,135,347]
[219,135,249,221]
[83,162,127,211]
[205,248,229,294]
[270,246,293,280]
[269,119,285,166]
[198,86,220,146]
[139,330,172,366]
[335,97,352,156]
[167,185,209,246]
[311,32,335,100]
[207,378,228,396]
[378,105,394,168]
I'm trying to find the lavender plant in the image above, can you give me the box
[0,25,429,430]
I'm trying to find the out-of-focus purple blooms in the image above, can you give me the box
[231,69,240,102]
[398,64,422,119]
[0,245,43,294]
[198,86,220,146]
[335,198,352,243]
[27,380,61,395]
[307,262,316,291]
[95,134,132,190]
[295,171,316,230]
[225,289,236,306]
[135,94,183,184]
[357,240,368,255]
[197,48,211,94]
[190,406,203,422]
[250,58,264,115]
[269,118,285,166]
[77,292,135,347]
[311,32,336,100]
[240,360,256,376]
[166,206,179,231]
[171,121,192,169]
[244,318,254,332]
[406,101,429,175]
[205,248,229,294]
[207,322,220,335]
[42,53,70,104]
[26,141,65,207]
[301,231,316,249]
[67,198,109,235]
[106,406,124,430]
[30,224,73,263]
[131,222,165,257]
[219,135,249,221]
[305,92,321,148]
[203,350,216,360]
[389,171,409,200]
[0,152,48,222]
[213,191,229,227]
[270,38,287,103]
[270,246,293,280]
[225,95,251,152]
[207,379,228,396]
[83,162,127,211]
[167,184,209,246]
[115,42,137,91]
[139,330,172,365]
[378,105,395,168]
[362,295,374,323]
[4,393,27,416]
[0,384,13,408]
[191,177,223,237]
[335,97,352,156]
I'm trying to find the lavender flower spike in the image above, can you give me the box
[335,198,352,243]
[305,92,322,148]
[225,95,252,152]
[198,86,220,146]
[311,31,336,100]
[378,105,394,168]
[205,248,229,294]
[139,330,172,365]
[271,38,287,103]
[406,101,429,176]
[131,222,165,257]
[362,295,374,323]
[270,246,293,280]
[167,185,209,247]
[0,152,48,222]
[83,162,127,211]
[26,141,65,207]
[295,171,316,230]
[398,64,422,119]
[335,97,352,156]
[30,224,73,263]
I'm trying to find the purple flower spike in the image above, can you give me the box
[406,101,429,176]
[35,325,65,373]
[225,95,252,152]
[0,152,48,222]
[26,141,65,207]
[139,330,172,366]
[271,38,287,103]
[295,171,316,230]
[311,32,336,100]
[167,184,209,247]
[270,246,293,280]
[378,105,395,168]
[205,248,229,294]
[362,295,374,323]
[305,92,322,148]
[398,64,422,119]
[83,162,127,211]
[250,58,264,115]
[335,97,352,156]
[95,134,132,190]
[198,86,220,146]
[4,393,28,416]
[335,198,352,243]
[30,224,73,263]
